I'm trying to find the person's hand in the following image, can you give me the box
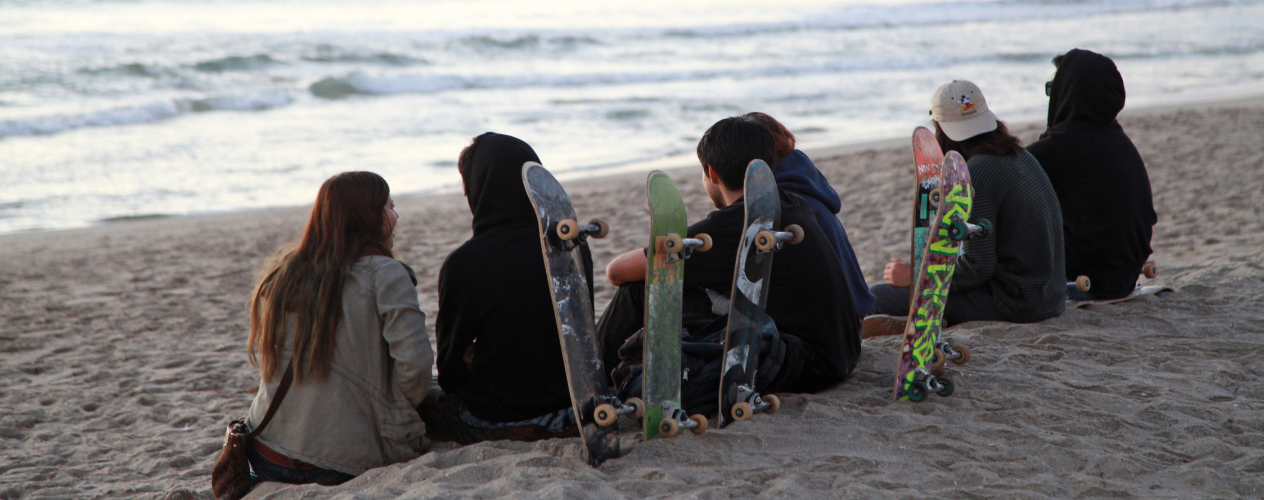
[883,258,912,287]
[463,343,476,369]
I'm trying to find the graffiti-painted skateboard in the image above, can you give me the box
[718,160,801,427]
[642,171,711,439]
[860,128,950,343]
[523,162,643,466]
[910,126,944,287]
[893,152,990,401]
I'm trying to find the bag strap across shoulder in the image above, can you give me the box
[246,361,294,438]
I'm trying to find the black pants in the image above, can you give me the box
[595,281,647,380]
[868,283,1008,327]
[596,281,798,416]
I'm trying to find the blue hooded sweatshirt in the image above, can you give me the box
[773,150,876,316]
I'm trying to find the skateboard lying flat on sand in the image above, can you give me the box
[523,162,643,467]
[893,151,990,401]
[1065,261,1157,294]
[718,160,802,428]
[1066,261,1167,308]
[642,171,711,439]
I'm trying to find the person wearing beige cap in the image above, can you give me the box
[868,80,1067,325]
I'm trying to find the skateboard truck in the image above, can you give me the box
[753,224,804,253]
[947,214,991,242]
[659,232,713,264]
[655,402,708,437]
[905,368,954,401]
[591,396,646,427]
[1066,275,1092,293]
[931,342,971,372]
[727,383,782,422]
[551,218,609,251]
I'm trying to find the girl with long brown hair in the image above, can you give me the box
[244,171,432,486]
[870,80,1066,326]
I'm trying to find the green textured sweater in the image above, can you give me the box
[954,150,1066,323]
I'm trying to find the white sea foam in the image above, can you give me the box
[0,92,294,139]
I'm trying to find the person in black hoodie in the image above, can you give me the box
[1027,49,1157,300]
[598,117,861,416]
[742,112,876,317]
[418,132,590,443]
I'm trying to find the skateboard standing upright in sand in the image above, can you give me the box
[641,171,711,439]
[862,126,971,357]
[893,152,990,401]
[717,160,802,427]
[911,126,944,281]
[523,162,643,467]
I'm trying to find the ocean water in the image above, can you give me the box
[1,0,1262,234]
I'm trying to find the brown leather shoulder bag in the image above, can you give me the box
[211,363,294,500]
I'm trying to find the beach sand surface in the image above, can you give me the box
[1,100,1262,499]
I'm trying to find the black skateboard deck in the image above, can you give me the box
[523,162,640,466]
[717,160,800,428]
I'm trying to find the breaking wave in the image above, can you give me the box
[0,91,294,139]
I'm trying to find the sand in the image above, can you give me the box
[2,98,1263,499]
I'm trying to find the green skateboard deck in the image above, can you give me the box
[522,162,642,466]
[642,171,711,439]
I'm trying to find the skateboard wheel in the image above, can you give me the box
[906,383,926,402]
[1075,275,1091,292]
[594,404,617,426]
[663,234,684,254]
[588,219,610,239]
[731,402,753,422]
[764,394,781,414]
[754,231,776,252]
[931,348,946,373]
[659,417,680,438]
[1143,261,1158,279]
[625,397,645,419]
[785,225,804,245]
[952,345,971,365]
[688,414,708,435]
[695,233,713,252]
[557,219,580,241]
[935,377,955,397]
[928,188,942,209]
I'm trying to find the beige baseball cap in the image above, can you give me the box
[930,80,998,141]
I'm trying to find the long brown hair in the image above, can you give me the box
[248,171,394,383]
[934,120,1024,161]
[741,112,796,164]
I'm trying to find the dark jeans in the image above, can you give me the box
[595,280,722,384]
[868,283,1008,327]
[248,446,355,486]
[596,281,798,416]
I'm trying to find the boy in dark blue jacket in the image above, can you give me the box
[743,112,875,317]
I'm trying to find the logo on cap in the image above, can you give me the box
[957,93,977,116]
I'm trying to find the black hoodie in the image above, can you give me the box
[435,133,593,422]
[1027,49,1157,297]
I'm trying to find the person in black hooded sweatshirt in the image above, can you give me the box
[1027,49,1157,300]
[418,132,591,444]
